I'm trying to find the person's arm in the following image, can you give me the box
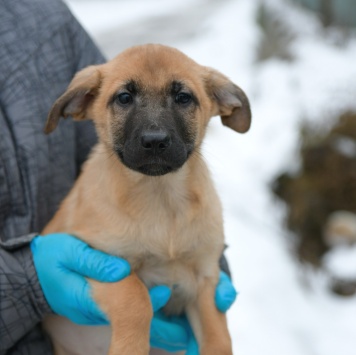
[0,239,51,352]
[0,1,106,350]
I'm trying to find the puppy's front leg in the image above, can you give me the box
[186,276,232,355]
[91,274,152,355]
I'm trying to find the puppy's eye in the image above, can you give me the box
[175,93,192,105]
[117,93,133,105]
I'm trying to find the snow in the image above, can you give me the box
[324,245,356,279]
[65,0,195,34]
[65,0,356,354]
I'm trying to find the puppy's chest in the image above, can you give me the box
[82,186,223,314]
[102,208,212,265]
[89,185,216,258]
[107,211,221,315]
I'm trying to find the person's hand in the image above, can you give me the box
[30,233,132,325]
[150,271,237,354]
[31,233,172,326]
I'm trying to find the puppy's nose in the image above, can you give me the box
[141,131,171,152]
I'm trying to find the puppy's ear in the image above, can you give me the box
[44,65,102,134]
[205,68,251,133]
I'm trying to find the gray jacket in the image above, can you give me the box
[0,0,104,353]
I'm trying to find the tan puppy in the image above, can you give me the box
[42,44,251,355]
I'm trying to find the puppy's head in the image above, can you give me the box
[45,44,251,176]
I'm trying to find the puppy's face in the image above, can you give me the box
[45,45,251,176]
[104,50,203,176]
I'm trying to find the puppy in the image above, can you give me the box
[42,44,251,355]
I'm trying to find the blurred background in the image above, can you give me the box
[64,0,356,354]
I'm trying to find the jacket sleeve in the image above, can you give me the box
[0,0,106,351]
[0,106,48,352]
[0,239,52,352]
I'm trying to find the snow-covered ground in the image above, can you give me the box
[65,0,356,354]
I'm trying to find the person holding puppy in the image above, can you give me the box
[0,0,237,354]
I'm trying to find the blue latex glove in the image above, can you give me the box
[31,233,132,324]
[150,271,238,354]
[31,233,171,325]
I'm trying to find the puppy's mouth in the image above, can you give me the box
[138,163,173,176]
[115,148,185,176]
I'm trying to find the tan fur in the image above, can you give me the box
[42,44,251,355]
